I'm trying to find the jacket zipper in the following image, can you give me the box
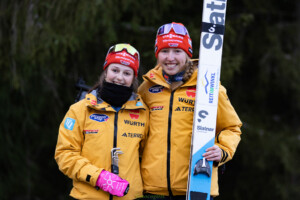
[167,91,175,197]
[113,112,118,148]
[110,112,119,200]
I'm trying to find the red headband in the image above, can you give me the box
[103,49,139,77]
[155,22,192,58]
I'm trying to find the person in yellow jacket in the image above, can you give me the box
[138,22,242,200]
[55,43,149,200]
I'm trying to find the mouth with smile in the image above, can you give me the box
[164,63,178,69]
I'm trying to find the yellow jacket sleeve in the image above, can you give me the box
[215,85,242,166]
[54,103,103,187]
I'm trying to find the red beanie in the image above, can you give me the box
[103,44,139,77]
[155,22,193,58]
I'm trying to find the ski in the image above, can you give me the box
[186,0,228,200]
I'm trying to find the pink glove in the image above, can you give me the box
[96,170,129,197]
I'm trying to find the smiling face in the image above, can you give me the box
[105,63,134,87]
[157,48,188,75]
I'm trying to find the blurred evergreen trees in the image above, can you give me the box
[0,0,299,199]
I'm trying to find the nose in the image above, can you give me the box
[166,51,175,61]
[116,72,123,80]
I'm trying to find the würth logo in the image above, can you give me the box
[129,110,140,119]
[186,87,196,97]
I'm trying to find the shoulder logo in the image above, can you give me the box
[91,100,97,105]
[186,87,196,97]
[149,85,164,93]
[136,102,143,107]
[64,117,75,131]
[150,73,155,79]
[89,114,109,122]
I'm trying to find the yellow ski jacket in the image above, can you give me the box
[138,64,242,197]
[55,90,149,200]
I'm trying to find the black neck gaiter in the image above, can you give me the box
[99,81,133,107]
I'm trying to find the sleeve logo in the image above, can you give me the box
[64,117,75,130]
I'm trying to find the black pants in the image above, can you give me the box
[135,193,214,200]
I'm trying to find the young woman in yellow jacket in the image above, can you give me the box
[138,22,242,200]
[55,44,149,200]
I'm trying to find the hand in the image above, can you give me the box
[96,170,129,197]
[202,145,222,162]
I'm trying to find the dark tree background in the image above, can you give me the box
[1,0,299,199]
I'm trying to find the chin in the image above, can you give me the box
[166,71,177,76]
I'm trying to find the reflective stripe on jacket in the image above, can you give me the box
[55,90,149,200]
[138,63,242,197]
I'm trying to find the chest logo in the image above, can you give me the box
[186,87,196,98]
[89,114,109,122]
[129,110,140,119]
[151,106,164,111]
[84,129,99,134]
[149,85,164,93]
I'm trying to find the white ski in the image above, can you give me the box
[186,0,228,199]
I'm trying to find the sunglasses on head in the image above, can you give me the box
[106,43,140,61]
[157,23,190,37]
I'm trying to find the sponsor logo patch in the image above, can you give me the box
[169,43,179,47]
[186,87,196,97]
[89,114,109,122]
[120,60,130,66]
[175,106,194,112]
[129,110,140,119]
[150,106,164,111]
[64,117,75,131]
[84,129,99,134]
[163,34,183,39]
[136,102,143,106]
[178,97,195,105]
[149,85,164,93]
[150,73,155,79]
[124,120,145,127]
[91,100,97,105]
[122,132,143,138]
